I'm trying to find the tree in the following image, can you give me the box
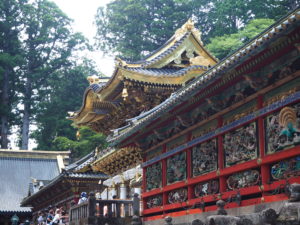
[19,0,86,149]
[95,0,297,60]
[95,0,201,60]
[31,59,98,150]
[206,18,275,59]
[0,0,25,148]
[53,126,107,160]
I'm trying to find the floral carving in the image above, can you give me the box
[227,170,260,190]
[168,188,188,204]
[224,122,257,167]
[194,180,219,198]
[265,103,300,154]
[167,152,186,184]
[271,156,300,180]
[146,195,162,209]
[192,139,217,177]
[146,162,162,191]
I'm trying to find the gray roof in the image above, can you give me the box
[124,65,208,77]
[0,157,60,213]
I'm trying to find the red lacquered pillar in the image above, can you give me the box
[257,95,270,194]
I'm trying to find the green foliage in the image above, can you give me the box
[95,0,297,61]
[31,59,97,151]
[206,18,275,59]
[17,0,89,149]
[95,0,196,60]
[0,0,26,148]
[53,126,107,160]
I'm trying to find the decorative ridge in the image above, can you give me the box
[142,32,191,68]
[122,65,208,78]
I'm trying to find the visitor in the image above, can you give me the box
[46,209,54,225]
[78,192,88,204]
[37,211,44,225]
[51,209,61,225]
[60,209,68,225]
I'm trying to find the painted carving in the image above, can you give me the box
[227,170,260,190]
[271,156,300,180]
[192,139,218,177]
[168,188,188,204]
[167,152,186,184]
[224,122,257,167]
[194,180,219,198]
[146,162,162,191]
[146,195,162,209]
[265,103,300,154]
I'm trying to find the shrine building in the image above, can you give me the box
[70,8,300,225]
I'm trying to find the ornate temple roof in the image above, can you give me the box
[21,150,109,208]
[69,19,217,135]
[73,8,300,176]
[107,8,300,145]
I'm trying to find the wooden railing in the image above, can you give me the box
[69,193,140,225]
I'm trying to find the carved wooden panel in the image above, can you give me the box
[146,195,163,209]
[271,156,300,180]
[194,180,219,198]
[146,162,162,191]
[192,138,217,177]
[167,152,186,184]
[224,122,258,167]
[227,170,260,190]
[265,102,300,154]
[168,188,188,204]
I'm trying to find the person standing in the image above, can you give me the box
[46,210,54,225]
[37,212,44,225]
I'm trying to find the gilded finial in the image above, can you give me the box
[87,75,100,85]
[115,57,128,67]
[175,18,202,43]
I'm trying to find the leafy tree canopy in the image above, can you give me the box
[95,0,298,61]
[31,59,97,151]
[52,126,107,160]
[206,18,275,59]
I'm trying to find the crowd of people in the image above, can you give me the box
[37,207,68,225]
[36,192,88,225]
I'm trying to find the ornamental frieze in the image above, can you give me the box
[146,195,162,209]
[168,188,188,204]
[224,122,257,167]
[146,162,162,191]
[192,139,217,177]
[167,152,186,184]
[227,170,260,190]
[194,180,219,198]
[265,103,300,154]
[271,156,300,180]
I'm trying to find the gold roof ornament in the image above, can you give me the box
[175,18,202,44]
[115,57,128,67]
[87,75,101,85]
[122,87,129,100]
